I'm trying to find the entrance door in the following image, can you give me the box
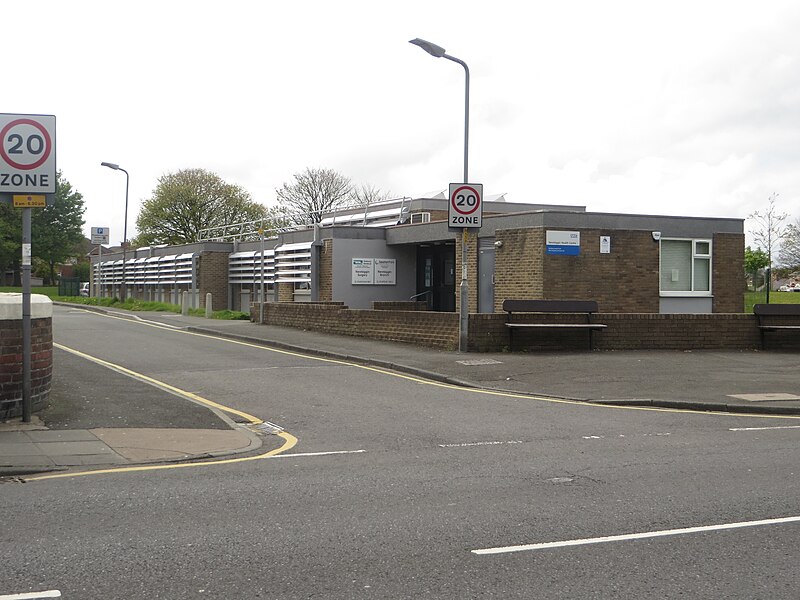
[478,237,495,313]
[416,244,456,312]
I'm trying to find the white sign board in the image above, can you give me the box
[352,258,374,284]
[0,113,56,194]
[448,183,483,228]
[546,230,581,256]
[374,259,396,285]
[600,236,611,254]
[91,227,110,245]
[352,258,397,285]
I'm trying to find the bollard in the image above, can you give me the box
[181,291,188,316]
[205,293,212,318]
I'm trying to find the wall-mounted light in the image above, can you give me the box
[494,240,504,248]
[652,231,662,241]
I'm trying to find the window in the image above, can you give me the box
[660,239,712,295]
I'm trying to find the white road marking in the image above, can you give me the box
[472,515,800,555]
[272,449,365,458]
[0,591,62,599]
[730,425,800,432]
[439,441,523,448]
[582,433,670,440]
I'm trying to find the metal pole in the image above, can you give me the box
[121,169,129,302]
[21,208,32,422]
[259,229,265,324]
[444,53,471,352]
[97,244,102,298]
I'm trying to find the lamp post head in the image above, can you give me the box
[101,162,121,170]
[409,38,446,58]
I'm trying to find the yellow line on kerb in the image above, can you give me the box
[26,342,299,482]
[26,431,298,482]
[73,308,800,421]
[54,342,262,424]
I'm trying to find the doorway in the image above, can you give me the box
[416,244,455,312]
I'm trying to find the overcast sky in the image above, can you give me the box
[5,0,799,246]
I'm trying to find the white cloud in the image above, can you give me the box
[3,0,799,246]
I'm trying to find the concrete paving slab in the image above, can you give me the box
[0,431,34,443]
[0,442,47,456]
[26,430,100,442]
[33,440,119,456]
[1,455,54,467]
[90,428,257,461]
[52,455,127,466]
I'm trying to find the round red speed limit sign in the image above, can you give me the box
[448,183,483,228]
[0,113,57,194]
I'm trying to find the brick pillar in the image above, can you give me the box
[0,294,53,419]
[198,252,230,309]
[319,239,333,302]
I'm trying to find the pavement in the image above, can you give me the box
[2,304,800,477]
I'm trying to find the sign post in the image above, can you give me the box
[91,227,110,297]
[449,183,483,352]
[1,113,56,422]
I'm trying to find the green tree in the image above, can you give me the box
[32,172,86,284]
[0,203,21,284]
[133,169,267,246]
[744,246,769,290]
[275,167,352,224]
[0,172,85,285]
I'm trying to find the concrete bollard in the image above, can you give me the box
[181,291,188,316]
[205,293,212,318]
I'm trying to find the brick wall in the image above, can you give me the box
[491,227,744,314]
[247,304,794,353]
[713,233,745,313]
[198,251,230,310]
[251,302,459,349]
[373,301,428,311]
[544,229,659,313]
[1,317,53,419]
[493,228,545,312]
[469,312,768,351]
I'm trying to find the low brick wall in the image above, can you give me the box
[372,301,428,311]
[470,312,794,351]
[1,294,53,420]
[252,302,458,349]
[251,303,799,352]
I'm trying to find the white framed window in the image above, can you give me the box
[660,238,712,296]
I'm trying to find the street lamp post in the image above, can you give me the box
[100,162,130,302]
[409,38,471,352]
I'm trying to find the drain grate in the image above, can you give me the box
[0,476,27,484]
[456,358,503,366]
[247,421,284,435]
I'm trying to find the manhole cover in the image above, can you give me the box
[456,359,503,366]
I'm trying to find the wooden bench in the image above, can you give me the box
[753,304,800,349]
[502,299,607,351]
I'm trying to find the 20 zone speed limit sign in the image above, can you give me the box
[448,183,483,228]
[0,113,57,195]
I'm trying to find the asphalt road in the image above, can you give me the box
[2,306,800,599]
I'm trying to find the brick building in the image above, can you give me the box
[90,195,744,316]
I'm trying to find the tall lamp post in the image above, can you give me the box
[100,162,130,302]
[409,38,471,352]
